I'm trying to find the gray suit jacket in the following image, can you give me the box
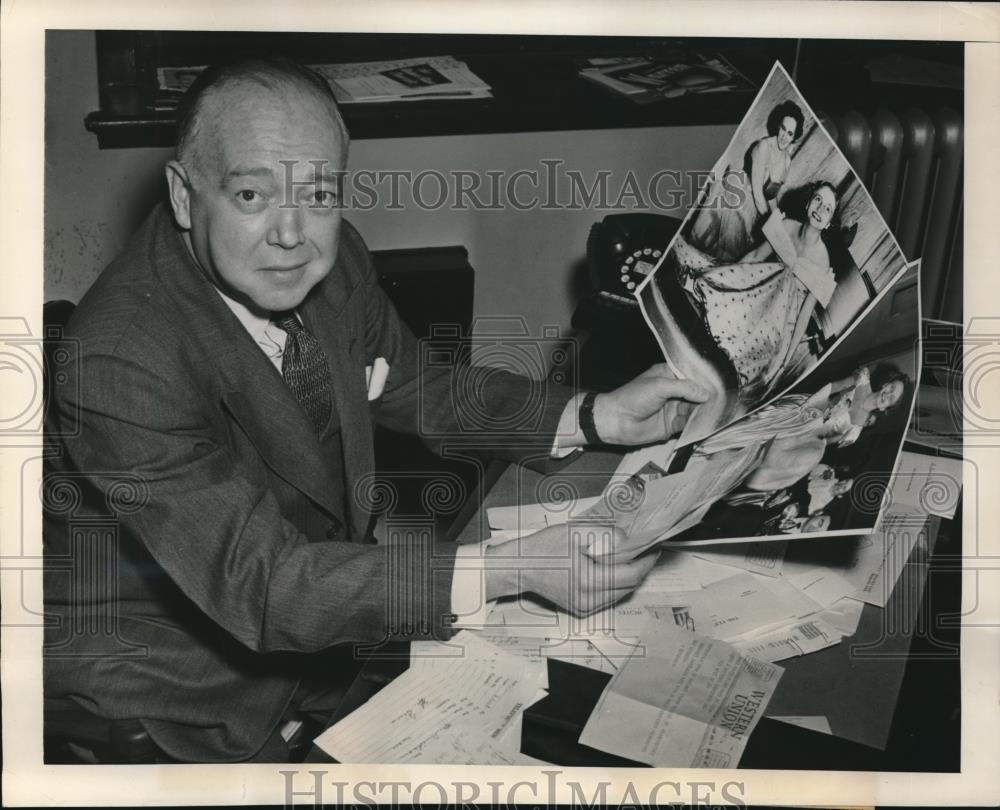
[43,204,573,761]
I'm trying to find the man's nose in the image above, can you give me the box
[267,204,305,249]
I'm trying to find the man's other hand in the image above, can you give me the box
[594,363,710,445]
[483,524,657,617]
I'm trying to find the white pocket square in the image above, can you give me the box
[365,357,389,401]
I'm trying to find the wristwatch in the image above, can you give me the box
[579,391,603,446]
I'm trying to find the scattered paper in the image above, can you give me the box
[842,511,928,607]
[817,596,866,637]
[733,617,843,662]
[889,451,963,519]
[579,624,783,767]
[410,631,548,689]
[786,567,858,609]
[694,540,788,578]
[770,715,834,735]
[487,597,570,639]
[314,638,542,764]
[686,574,806,641]
[543,637,627,675]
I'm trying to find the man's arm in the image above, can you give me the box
[56,342,458,652]
[340,221,577,464]
[338,224,706,617]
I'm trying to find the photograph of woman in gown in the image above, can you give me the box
[675,181,840,401]
[696,362,910,460]
[689,99,806,261]
[665,355,915,542]
[637,63,911,445]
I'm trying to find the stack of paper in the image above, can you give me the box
[312,57,491,104]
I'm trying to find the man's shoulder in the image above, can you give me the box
[335,218,374,282]
[66,205,191,359]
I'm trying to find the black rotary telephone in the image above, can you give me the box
[573,213,682,390]
[585,213,682,306]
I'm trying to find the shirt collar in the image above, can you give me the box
[215,288,274,344]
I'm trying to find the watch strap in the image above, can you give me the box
[579,391,602,446]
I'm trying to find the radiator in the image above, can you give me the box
[818,108,963,323]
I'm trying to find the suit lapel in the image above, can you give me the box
[154,211,344,520]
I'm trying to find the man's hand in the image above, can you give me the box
[593,364,710,445]
[483,524,657,617]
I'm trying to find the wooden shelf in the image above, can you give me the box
[84,33,962,148]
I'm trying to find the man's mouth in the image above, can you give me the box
[263,263,307,272]
[261,262,309,279]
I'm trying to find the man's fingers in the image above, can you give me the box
[582,552,657,592]
[639,364,710,402]
[604,553,658,590]
[658,377,711,404]
[580,525,624,558]
[638,362,676,381]
[664,399,697,436]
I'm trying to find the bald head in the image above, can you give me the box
[164,57,349,315]
[175,57,348,183]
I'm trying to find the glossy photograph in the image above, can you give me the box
[638,62,910,445]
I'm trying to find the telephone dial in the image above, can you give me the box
[585,212,682,305]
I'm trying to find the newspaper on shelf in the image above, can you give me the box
[156,56,492,107]
[312,56,491,104]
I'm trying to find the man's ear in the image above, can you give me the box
[165,160,193,230]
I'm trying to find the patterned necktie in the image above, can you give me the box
[271,311,332,434]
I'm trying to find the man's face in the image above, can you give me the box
[168,81,347,314]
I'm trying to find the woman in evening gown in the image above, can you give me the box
[676,181,840,401]
[695,362,912,492]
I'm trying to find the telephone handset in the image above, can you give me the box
[586,213,682,306]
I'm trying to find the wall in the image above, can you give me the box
[45,30,736,345]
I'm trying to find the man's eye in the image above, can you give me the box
[234,189,268,211]
[310,190,338,207]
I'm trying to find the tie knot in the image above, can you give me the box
[272,311,303,335]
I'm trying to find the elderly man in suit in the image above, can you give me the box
[43,57,708,763]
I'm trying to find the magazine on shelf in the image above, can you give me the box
[578,53,755,104]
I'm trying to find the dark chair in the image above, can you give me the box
[44,701,169,764]
[42,300,173,764]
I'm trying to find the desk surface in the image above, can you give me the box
[312,449,947,766]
